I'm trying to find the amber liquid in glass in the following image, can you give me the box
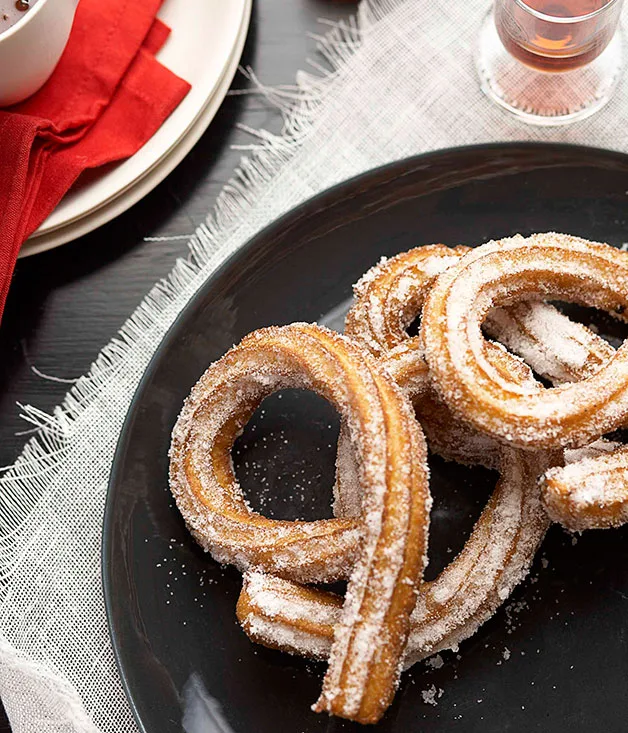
[496,0,615,72]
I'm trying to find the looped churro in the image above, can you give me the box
[169,322,431,724]
[421,233,628,450]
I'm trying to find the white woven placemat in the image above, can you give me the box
[1,0,628,730]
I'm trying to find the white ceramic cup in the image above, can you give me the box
[0,0,80,107]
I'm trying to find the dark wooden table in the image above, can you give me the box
[0,1,353,729]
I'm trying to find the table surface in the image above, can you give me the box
[0,0,353,729]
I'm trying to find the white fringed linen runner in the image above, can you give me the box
[2,0,628,730]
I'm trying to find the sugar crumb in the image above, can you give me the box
[421,684,444,706]
[425,653,444,669]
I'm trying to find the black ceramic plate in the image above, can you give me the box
[104,143,628,733]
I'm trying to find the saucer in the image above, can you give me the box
[20,0,251,257]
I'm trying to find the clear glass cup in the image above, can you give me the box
[476,0,625,125]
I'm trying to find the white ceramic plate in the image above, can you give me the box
[20,0,251,256]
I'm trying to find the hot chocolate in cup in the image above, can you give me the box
[0,0,41,34]
[0,0,79,106]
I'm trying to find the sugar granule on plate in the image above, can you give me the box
[425,653,444,669]
[421,684,444,706]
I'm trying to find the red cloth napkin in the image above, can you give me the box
[0,0,191,322]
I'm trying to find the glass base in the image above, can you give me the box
[476,9,624,126]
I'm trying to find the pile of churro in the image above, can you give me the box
[168,232,628,724]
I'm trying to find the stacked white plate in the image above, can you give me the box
[20,0,252,257]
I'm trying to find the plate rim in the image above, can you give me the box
[102,140,628,733]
